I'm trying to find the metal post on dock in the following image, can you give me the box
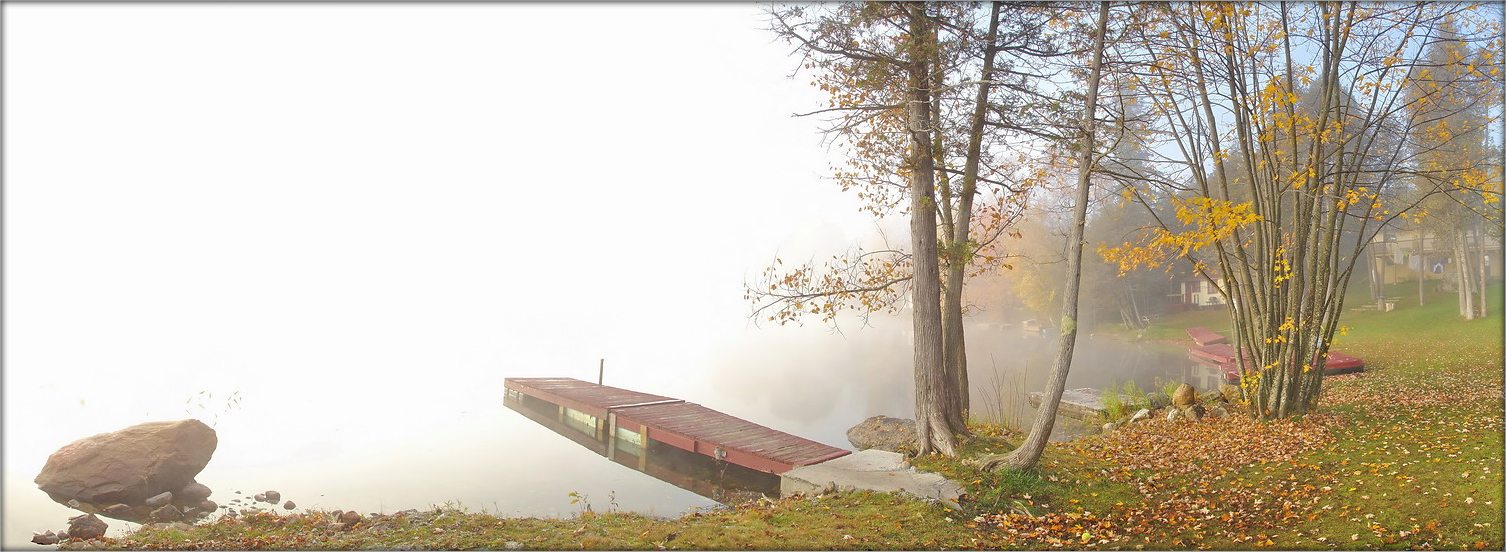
[598,358,604,385]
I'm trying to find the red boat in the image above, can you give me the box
[1187,332,1364,383]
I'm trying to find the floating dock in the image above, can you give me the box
[503,377,850,475]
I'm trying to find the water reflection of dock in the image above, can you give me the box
[504,393,781,504]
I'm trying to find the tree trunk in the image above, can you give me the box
[983,0,1109,472]
[904,4,956,457]
[1457,230,1476,319]
[1418,232,1425,307]
[940,1,1003,432]
[1477,222,1488,318]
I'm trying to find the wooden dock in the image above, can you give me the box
[503,377,850,474]
[1185,327,1229,346]
[1187,336,1365,383]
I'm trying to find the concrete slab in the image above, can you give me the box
[1028,388,1107,421]
[779,449,964,509]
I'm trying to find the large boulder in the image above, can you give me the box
[1171,384,1197,407]
[35,420,216,516]
[846,416,917,453]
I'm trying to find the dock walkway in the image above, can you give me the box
[504,377,849,474]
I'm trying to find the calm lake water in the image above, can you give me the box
[2,321,1215,548]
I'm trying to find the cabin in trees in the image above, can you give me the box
[1167,273,1229,311]
[1367,228,1501,288]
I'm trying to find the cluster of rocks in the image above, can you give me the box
[1102,383,1243,432]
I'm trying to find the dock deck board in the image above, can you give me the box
[504,377,850,474]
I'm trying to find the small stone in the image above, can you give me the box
[1182,403,1205,422]
[283,501,296,510]
[150,504,182,522]
[56,530,69,540]
[178,482,213,503]
[1166,408,1183,422]
[67,513,108,540]
[1102,422,1116,432]
[1219,383,1242,403]
[67,499,82,510]
[1208,404,1229,419]
[338,510,362,526]
[145,491,174,508]
[102,503,134,518]
[32,530,59,545]
[263,491,281,503]
[198,500,217,512]
[505,541,523,550]
[1129,408,1152,423]
[253,493,266,502]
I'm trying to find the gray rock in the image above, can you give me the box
[845,415,917,453]
[56,530,69,540]
[67,499,82,510]
[1102,422,1116,433]
[145,491,174,508]
[67,513,108,540]
[178,482,213,503]
[1172,384,1197,407]
[263,491,281,503]
[36,420,216,508]
[32,531,59,545]
[1128,408,1152,423]
[102,503,135,520]
[338,510,362,526]
[253,493,266,502]
[1208,404,1229,419]
[150,504,182,522]
[283,500,296,510]
[505,541,523,550]
[1166,408,1183,422]
[1182,403,1205,422]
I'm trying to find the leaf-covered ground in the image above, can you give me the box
[73,286,1502,550]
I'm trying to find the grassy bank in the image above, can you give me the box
[75,285,1502,550]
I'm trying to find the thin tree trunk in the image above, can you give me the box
[983,0,1109,472]
[1418,232,1425,307]
[1477,222,1488,318]
[904,3,956,457]
[940,1,1003,432]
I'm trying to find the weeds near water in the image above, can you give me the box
[980,355,1029,430]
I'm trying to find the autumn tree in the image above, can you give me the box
[1101,2,1502,419]
[752,2,1070,455]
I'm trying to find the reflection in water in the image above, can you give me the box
[503,395,779,505]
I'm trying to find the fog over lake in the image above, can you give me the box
[3,4,1216,548]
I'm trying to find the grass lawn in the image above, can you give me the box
[78,284,1503,550]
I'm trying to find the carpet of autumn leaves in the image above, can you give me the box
[957,289,1504,550]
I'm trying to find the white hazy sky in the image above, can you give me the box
[4,4,892,477]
